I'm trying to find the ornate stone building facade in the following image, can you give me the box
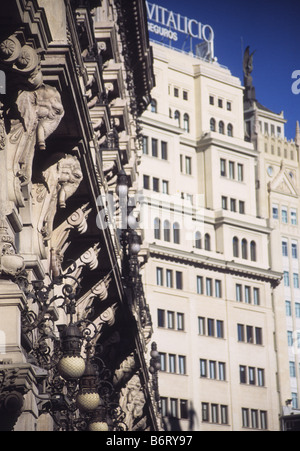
[0,0,160,432]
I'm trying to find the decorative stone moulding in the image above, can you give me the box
[0,219,25,278]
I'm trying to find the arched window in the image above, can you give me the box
[227,123,233,137]
[151,99,157,113]
[242,239,248,259]
[219,121,224,134]
[195,231,202,249]
[173,222,180,244]
[154,218,161,240]
[233,237,239,257]
[250,241,257,262]
[174,110,181,127]
[163,220,170,242]
[183,114,190,133]
[210,118,216,132]
[204,233,211,251]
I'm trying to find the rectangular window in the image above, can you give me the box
[221,405,228,424]
[294,273,299,289]
[176,271,183,290]
[286,300,292,316]
[284,271,290,287]
[229,161,235,179]
[197,276,203,294]
[156,267,163,286]
[239,201,245,214]
[260,411,268,430]
[142,136,148,154]
[282,207,288,223]
[206,278,213,296]
[220,159,226,177]
[246,325,253,343]
[249,367,256,385]
[209,95,214,105]
[143,174,150,189]
[185,157,192,175]
[167,311,175,329]
[253,288,260,305]
[200,359,207,377]
[216,320,224,338]
[237,324,245,342]
[211,404,219,423]
[198,317,205,335]
[169,354,176,373]
[161,141,168,160]
[242,408,249,428]
[236,284,242,302]
[296,303,300,318]
[178,356,186,375]
[180,400,188,419]
[166,269,173,288]
[251,410,258,429]
[237,163,244,181]
[174,88,179,98]
[161,397,168,417]
[292,242,298,259]
[272,204,279,219]
[162,180,169,194]
[245,286,251,304]
[222,196,228,210]
[202,403,209,422]
[183,91,188,101]
[257,368,265,387]
[153,177,159,192]
[240,365,247,384]
[230,198,236,212]
[291,209,297,225]
[207,318,215,337]
[159,353,166,372]
[157,309,165,327]
[209,360,216,379]
[227,101,232,111]
[218,98,223,108]
[282,240,288,257]
[219,362,226,381]
[177,313,184,331]
[152,138,158,157]
[170,398,178,418]
[215,280,222,298]
[255,327,263,345]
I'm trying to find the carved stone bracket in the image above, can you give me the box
[0,218,24,278]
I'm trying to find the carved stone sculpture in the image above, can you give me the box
[32,154,83,258]
[6,85,65,207]
[0,218,24,278]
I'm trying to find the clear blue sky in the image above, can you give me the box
[147,0,300,140]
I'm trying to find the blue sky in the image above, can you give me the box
[147,0,300,140]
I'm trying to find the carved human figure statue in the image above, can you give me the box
[6,84,65,206]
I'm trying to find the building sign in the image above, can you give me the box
[146,1,214,45]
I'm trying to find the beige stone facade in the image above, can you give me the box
[140,42,298,431]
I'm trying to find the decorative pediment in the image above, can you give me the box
[268,163,299,197]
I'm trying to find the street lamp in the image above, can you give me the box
[57,323,86,381]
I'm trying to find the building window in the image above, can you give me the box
[255,327,263,345]
[169,355,176,374]
[202,403,209,422]
[204,233,211,251]
[292,393,298,409]
[220,158,226,176]
[164,220,170,242]
[292,242,298,259]
[161,141,168,160]
[143,174,150,189]
[295,303,300,318]
[206,278,213,296]
[161,397,168,416]
[177,313,184,331]
[156,267,163,286]
[233,237,239,257]
[198,317,205,335]
[157,309,165,327]
[216,320,224,338]
[210,117,216,131]
[237,163,244,181]
[142,136,148,154]
[153,177,159,192]
[227,101,232,111]
[257,368,265,387]
[185,156,192,175]
[282,207,288,223]
[222,196,228,210]
[151,99,157,113]
[227,123,233,137]
[176,271,183,290]
[286,300,292,316]
[230,198,236,212]
[245,286,251,304]
[162,180,169,194]
[240,365,247,384]
[242,239,248,259]
[154,218,161,240]
[242,408,249,428]
[251,410,258,429]
[173,222,180,244]
[236,284,242,302]
[282,240,288,257]
[209,95,214,105]
[183,91,188,101]
[253,288,260,305]
[170,398,178,418]
[160,353,167,372]
[152,138,158,157]
[239,201,245,214]
[195,231,202,249]
[284,271,290,286]
[237,324,245,342]
[183,114,190,133]
[250,241,257,261]
[291,209,298,225]
[167,311,174,329]
[249,367,256,385]
[178,356,186,375]
[218,98,223,108]
[174,87,179,98]
[294,273,299,289]
[166,270,173,288]
[207,318,215,336]
[272,204,279,219]
[260,411,268,430]
[219,121,224,134]
[180,400,188,419]
[197,276,203,294]
[215,280,222,298]
[174,110,180,127]
[221,405,228,424]
[229,161,235,179]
